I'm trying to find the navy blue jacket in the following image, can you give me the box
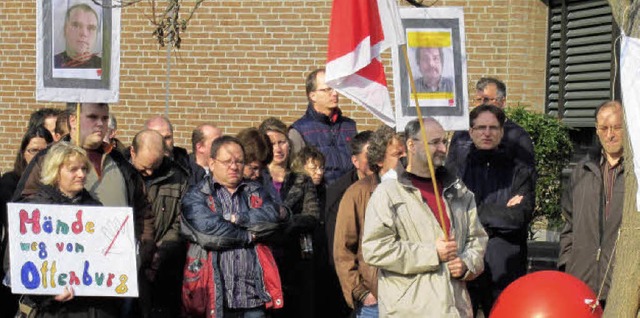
[290,104,357,185]
[181,176,289,317]
[181,176,289,250]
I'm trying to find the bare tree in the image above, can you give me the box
[91,0,204,49]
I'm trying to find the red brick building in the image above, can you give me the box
[0,0,549,172]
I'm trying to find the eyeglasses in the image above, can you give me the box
[473,97,501,104]
[471,125,501,133]
[596,125,623,134]
[25,148,46,155]
[215,158,245,168]
[315,87,335,94]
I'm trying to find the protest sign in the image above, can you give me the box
[7,203,138,297]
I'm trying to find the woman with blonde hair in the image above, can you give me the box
[9,142,121,318]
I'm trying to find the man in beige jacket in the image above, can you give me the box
[334,125,405,317]
[362,118,487,317]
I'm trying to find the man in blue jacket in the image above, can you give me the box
[181,136,289,318]
[288,68,357,185]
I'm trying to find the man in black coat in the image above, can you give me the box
[446,105,535,317]
[448,77,535,172]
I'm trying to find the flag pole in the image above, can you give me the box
[401,45,449,241]
[75,103,81,147]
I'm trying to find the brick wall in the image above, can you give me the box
[0,0,548,173]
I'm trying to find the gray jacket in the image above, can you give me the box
[558,151,623,301]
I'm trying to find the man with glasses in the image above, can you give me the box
[181,136,289,317]
[448,77,535,170]
[288,68,357,185]
[558,101,624,309]
[361,118,487,317]
[446,105,535,316]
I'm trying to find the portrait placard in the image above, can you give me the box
[7,203,138,297]
[36,0,121,103]
[392,7,469,131]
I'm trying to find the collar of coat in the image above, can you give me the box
[395,164,465,196]
[306,102,343,124]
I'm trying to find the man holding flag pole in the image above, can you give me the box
[361,117,487,317]
[325,0,485,315]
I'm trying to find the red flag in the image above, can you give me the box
[325,0,404,126]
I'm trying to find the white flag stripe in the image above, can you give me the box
[333,73,395,126]
[326,36,383,83]
[325,0,404,126]
[378,0,405,47]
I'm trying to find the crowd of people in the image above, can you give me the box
[0,68,624,318]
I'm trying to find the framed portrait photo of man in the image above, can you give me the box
[36,0,121,103]
[392,7,469,131]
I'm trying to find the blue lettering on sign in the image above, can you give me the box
[20,261,40,290]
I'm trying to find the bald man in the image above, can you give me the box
[129,129,189,317]
[145,115,190,174]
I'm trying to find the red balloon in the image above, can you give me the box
[490,271,603,318]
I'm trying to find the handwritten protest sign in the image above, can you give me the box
[7,203,138,297]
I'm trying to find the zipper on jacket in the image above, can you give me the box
[596,247,601,262]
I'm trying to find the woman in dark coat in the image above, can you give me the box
[9,142,121,318]
[258,118,320,318]
[0,126,53,316]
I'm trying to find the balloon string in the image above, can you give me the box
[591,228,620,313]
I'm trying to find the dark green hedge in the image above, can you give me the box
[505,107,573,227]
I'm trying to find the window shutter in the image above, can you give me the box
[546,0,615,127]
